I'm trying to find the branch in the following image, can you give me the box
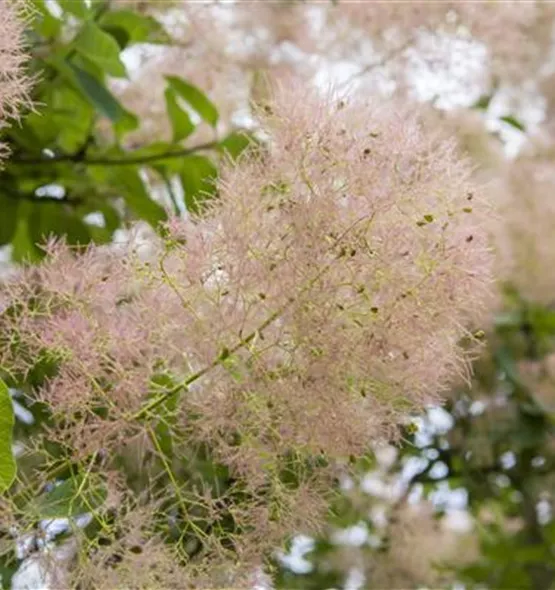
[9,141,219,167]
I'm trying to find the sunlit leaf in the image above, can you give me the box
[165,88,195,143]
[166,76,219,127]
[74,22,127,78]
[100,10,170,45]
[65,63,138,135]
[58,0,89,19]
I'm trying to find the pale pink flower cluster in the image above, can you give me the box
[167,86,494,459]
[1,84,494,573]
[317,2,555,82]
[365,502,478,588]
[0,0,31,162]
[495,156,555,305]
[117,1,555,156]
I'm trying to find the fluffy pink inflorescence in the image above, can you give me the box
[495,156,555,305]
[1,85,494,569]
[0,0,31,161]
[0,0,30,117]
[4,84,494,453]
[318,1,554,83]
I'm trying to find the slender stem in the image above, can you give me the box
[147,425,209,542]
[9,141,219,167]
[130,214,371,422]
[131,307,282,421]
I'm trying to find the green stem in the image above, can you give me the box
[130,214,371,422]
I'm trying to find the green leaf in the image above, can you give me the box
[74,22,127,78]
[29,203,91,248]
[11,206,41,264]
[11,84,65,147]
[70,53,106,87]
[33,476,107,518]
[108,166,167,226]
[472,94,493,110]
[100,10,170,45]
[494,345,523,392]
[65,62,138,135]
[0,196,19,246]
[500,115,526,132]
[77,202,121,243]
[50,85,94,152]
[0,560,18,590]
[99,25,129,51]
[218,130,254,161]
[166,76,219,127]
[29,0,62,38]
[58,0,89,19]
[179,155,218,215]
[0,378,16,493]
[164,88,195,143]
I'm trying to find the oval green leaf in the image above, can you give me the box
[100,10,170,45]
[66,63,138,135]
[165,88,195,143]
[0,378,16,493]
[74,22,127,78]
[166,76,219,127]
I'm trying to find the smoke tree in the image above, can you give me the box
[1,1,555,589]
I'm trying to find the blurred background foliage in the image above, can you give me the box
[0,0,251,264]
[2,1,555,589]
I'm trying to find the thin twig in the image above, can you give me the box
[130,214,372,422]
[9,141,219,167]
